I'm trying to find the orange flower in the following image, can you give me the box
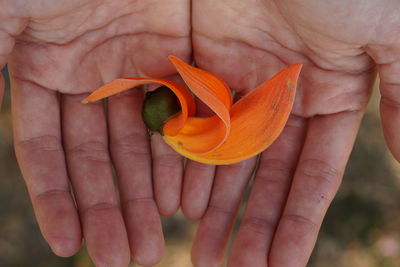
[83,56,302,165]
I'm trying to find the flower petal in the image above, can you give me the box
[163,116,226,154]
[164,56,233,153]
[82,78,196,136]
[164,64,302,164]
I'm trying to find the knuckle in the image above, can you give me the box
[82,202,118,215]
[296,158,342,202]
[67,140,110,163]
[34,188,70,202]
[188,161,214,171]
[110,132,149,156]
[281,213,318,229]
[207,204,236,218]
[257,158,294,183]
[154,153,182,168]
[17,135,62,154]
[298,158,341,186]
[122,197,155,210]
[381,95,400,109]
[240,216,274,236]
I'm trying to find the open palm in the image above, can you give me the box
[6,1,190,266]
[181,0,400,266]
[3,0,400,266]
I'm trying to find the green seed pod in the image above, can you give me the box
[142,86,181,135]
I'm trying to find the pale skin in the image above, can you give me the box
[1,0,400,267]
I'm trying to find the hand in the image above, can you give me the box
[5,0,190,266]
[180,0,400,266]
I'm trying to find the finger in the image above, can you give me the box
[182,160,216,220]
[191,157,257,267]
[151,134,184,217]
[181,88,224,220]
[61,94,130,267]
[377,60,400,161]
[11,78,81,257]
[269,111,364,267]
[228,115,306,267]
[108,89,164,266]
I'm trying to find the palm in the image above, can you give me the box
[193,0,376,116]
[8,1,190,266]
[4,0,400,266]
[11,0,190,93]
[182,1,400,266]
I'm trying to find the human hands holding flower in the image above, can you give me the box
[1,0,400,267]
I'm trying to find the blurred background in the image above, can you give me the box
[1,67,400,267]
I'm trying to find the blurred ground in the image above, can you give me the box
[1,66,400,267]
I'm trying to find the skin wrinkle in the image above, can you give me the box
[26,0,95,19]
[9,0,190,95]
[22,0,188,44]
[365,44,400,65]
[67,140,111,164]
[34,188,72,202]
[194,19,373,79]
[193,32,305,92]
[22,12,140,44]
[230,1,374,73]
[17,134,63,152]
[11,75,60,97]
[25,7,99,38]
[272,1,379,72]
[110,132,150,156]
[78,32,188,75]
[10,33,189,96]
[275,0,382,44]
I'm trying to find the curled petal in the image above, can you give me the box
[165,56,234,153]
[82,78,196,136]
[164,64,302,164]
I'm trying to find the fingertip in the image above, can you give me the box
[181,161,215,221]
[90,246,131,267]
[181,202,204,221]
[131,223,165,267]
[191,245,221,267]
[93,256,131,267]
[50,237,82,257]
[191,224,225,267]
[151,134,183,218]
[124,199,165,266]
[133,244,165,267]
[157,202,179,217]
